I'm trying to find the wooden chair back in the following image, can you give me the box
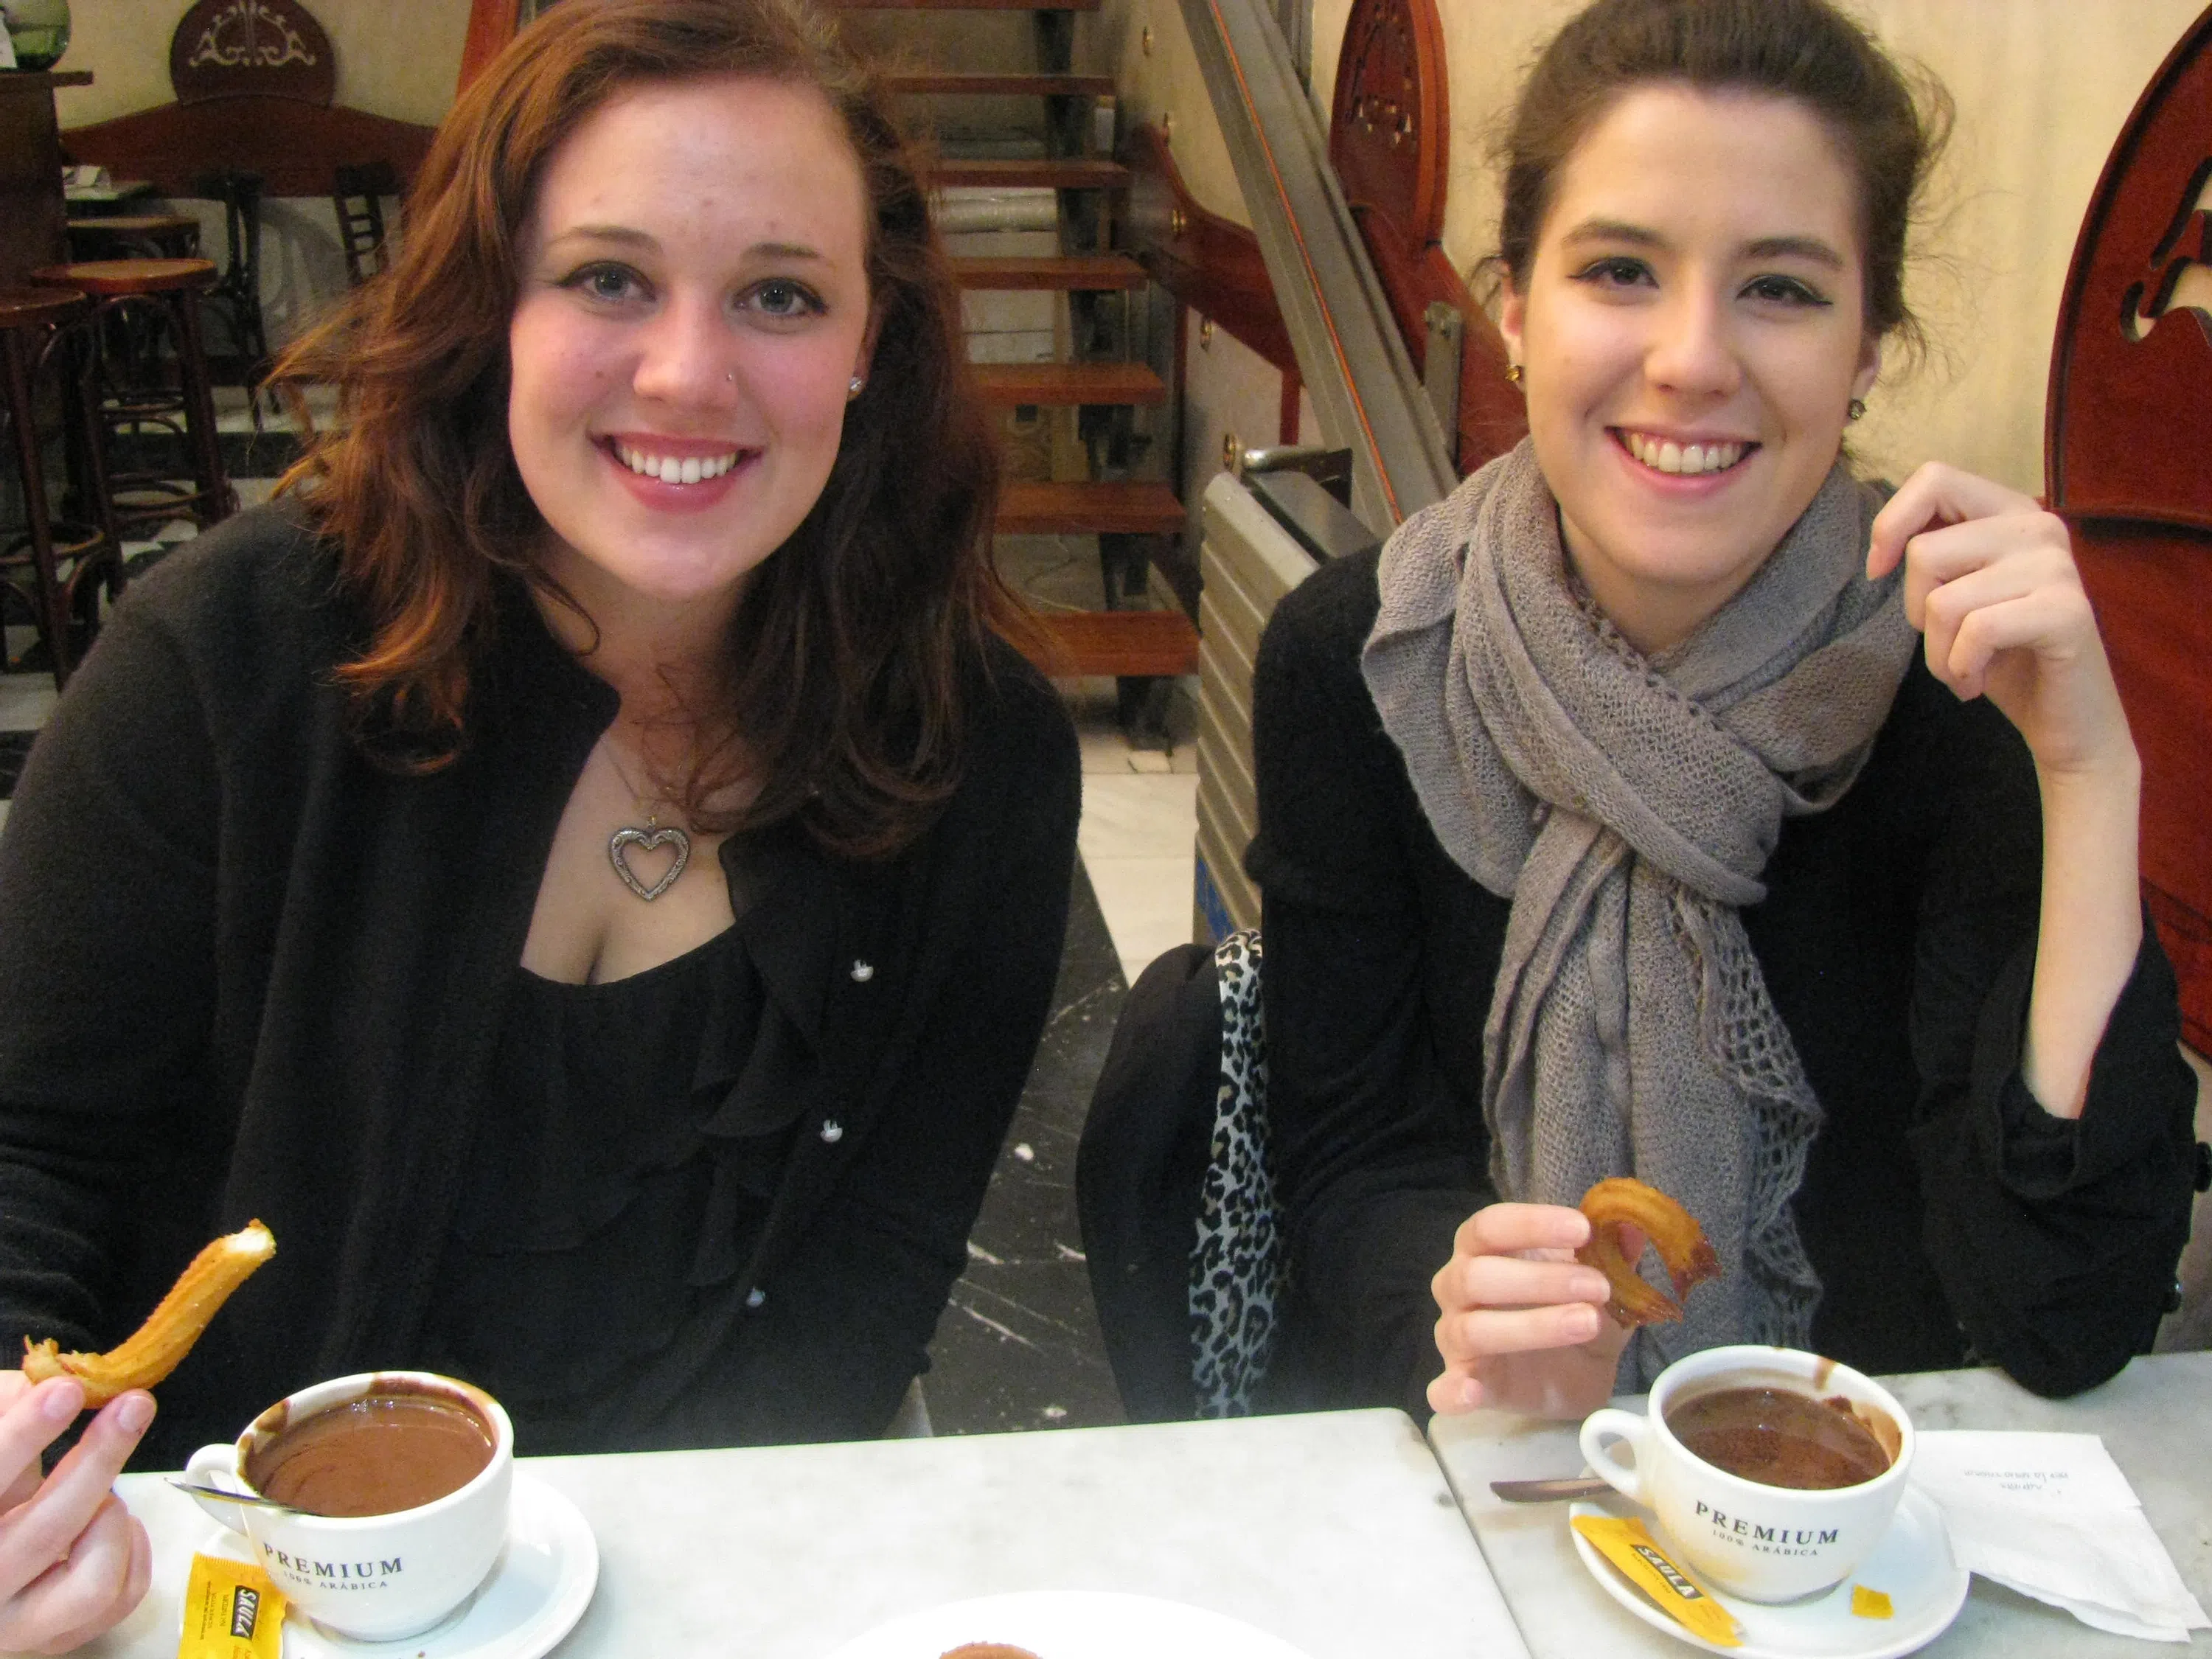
[2048,4,2212,1054]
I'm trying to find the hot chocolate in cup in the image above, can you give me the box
[1578,1345,1913,1604]
[184,1371,514,1642]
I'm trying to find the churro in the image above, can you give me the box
[21,1221,274,1405]
[1576,1178,1719,1328]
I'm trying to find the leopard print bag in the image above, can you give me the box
[1187,929,1284,1416]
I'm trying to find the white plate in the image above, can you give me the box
[821,1590,1317,1659]
[193,1473,598,1659]
[1567,1486,1967,1659]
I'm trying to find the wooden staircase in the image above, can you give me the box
[856,0,1200,720]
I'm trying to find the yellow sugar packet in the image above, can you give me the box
[1573,1514,1743,1648]
[1851,1585,1894,1619]
[178,1554,286,1659]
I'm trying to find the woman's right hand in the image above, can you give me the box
[0,1372,155,1655]
[1427,1202,1630,1420]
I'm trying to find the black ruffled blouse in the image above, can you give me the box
[418,838,829,1455]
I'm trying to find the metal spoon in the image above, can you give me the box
[168,1478,298,1512]
[1489,1475,1618,1503]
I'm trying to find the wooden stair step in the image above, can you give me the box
[954,254,1147,291]
[889,73,1116,97]
[998,480,1186,535]
[975,361,1165,407]
[1023,611,1200,679]
[929,157,1128,191]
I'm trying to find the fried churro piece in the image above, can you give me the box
[1576,1178,1718,1329]
[21,1221,274,1406]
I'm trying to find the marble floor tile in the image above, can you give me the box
[1082,854,1198,985]
[925,860,1127,1433]
[1077,773,1197,862]
[0,679,56,732]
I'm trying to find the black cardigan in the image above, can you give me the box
[0,507,1079,1468]
[1248,549,2197,1418]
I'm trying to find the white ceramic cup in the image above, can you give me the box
[184,1371,514,1642]
[1578,1344,1913,1604]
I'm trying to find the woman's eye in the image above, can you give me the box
[745,279,827,320]
[1571,257,1653,289]
[1744,274,1831,307]
[562,263,645,303]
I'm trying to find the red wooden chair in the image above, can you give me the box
[2047,5,2212,1062]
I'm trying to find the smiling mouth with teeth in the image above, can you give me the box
[612,440,745,485]
[1618,430,1754,477]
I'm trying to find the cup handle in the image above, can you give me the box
[1579,1407,1651,1505]
[182,1444,255,1533]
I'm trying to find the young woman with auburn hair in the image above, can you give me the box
[0,1,1077,1644]
[1251,0,2197,1425]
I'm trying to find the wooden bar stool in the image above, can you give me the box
[0,287,125,690]
[29,257,236,536]
[66,214,204,262]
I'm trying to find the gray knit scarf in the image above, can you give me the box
[1363,439,1914,1384]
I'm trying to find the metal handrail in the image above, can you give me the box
[1175,0,1457,530]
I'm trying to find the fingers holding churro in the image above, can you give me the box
[1576,1178,1719,1328]
[21,1221,274,1408]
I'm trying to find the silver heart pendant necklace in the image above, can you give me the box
[603,742,691,902]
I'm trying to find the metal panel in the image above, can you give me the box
[1193,472,1319,940]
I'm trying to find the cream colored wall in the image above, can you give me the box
[1086,0,1256,228]
[51,0,473,128]
[1310,0,2210,495]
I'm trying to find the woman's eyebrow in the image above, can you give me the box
[1558,216,1664,250]
[1742,234,1845,268]
[545,224,658,251]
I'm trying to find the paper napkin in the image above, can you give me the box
[1910,1430,2209,1643]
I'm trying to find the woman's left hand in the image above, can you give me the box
[1865,462,2133,781]
[1867,461,2142,1119]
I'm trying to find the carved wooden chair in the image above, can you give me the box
[2048,5,2212,1347]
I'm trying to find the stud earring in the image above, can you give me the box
[1505,363,1523,386]
[726,372,735,383]
[849,375,865,397]
[1847,397,1867,422]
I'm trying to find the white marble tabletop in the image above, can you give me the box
[95,1408,1528,1659]
[1430,1349,2212,1655]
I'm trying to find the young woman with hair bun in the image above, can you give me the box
[1252,0,2197,1424]
[0,1,1077,1644]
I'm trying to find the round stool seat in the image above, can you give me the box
[0,286,92,328]
[30,258,218,296]
[69,215,199,238]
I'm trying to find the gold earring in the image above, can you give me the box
[1505,363,1523,386]
[1847,397,1867,422]
[849,376,865,398]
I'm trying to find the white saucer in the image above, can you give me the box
[192,1473,598,1659]
[1568,1486,1968,1659]
[821,1590,1316,1659]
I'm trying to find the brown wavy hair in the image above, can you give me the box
[272,0,1027,858]
[1497,0,1950,354]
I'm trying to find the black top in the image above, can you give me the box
[420,911,813,1455]
[0,504,1081,1467]
[1248,549,2198,1418]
